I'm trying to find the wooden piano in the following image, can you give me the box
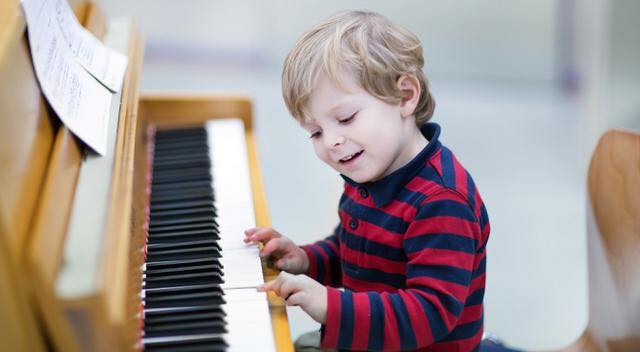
[0,0,293,350]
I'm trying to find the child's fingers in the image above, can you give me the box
[276,257,300,272]
[285,291,305,307]
[276,258,288,270]
[244,227,261,237]
[278,276,300,300]
[259,272,296,298]
[260,237,289,258]
[258,277,280,295]
[243,227,261,243]
[249,227,281,244]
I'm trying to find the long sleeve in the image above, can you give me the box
[301,226,343,287]
[320,189,485,351]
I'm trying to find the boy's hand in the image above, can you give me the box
[244,227,309,274]
[259,272,327,324]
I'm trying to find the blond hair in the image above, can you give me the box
[282,10,435,125]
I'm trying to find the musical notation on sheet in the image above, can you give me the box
[21,0,128,155]
[51,0,128,92]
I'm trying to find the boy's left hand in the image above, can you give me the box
[259,272,327,324]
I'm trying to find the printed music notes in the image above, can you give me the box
[21,0,128,155]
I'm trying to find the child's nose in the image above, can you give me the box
[323,130,345,149]
[322,126,346,149]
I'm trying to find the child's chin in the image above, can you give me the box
[346,173,374,184]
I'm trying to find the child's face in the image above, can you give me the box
[302,73,418,183]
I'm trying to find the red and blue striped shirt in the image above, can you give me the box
[302,122,490,351]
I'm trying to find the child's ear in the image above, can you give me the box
[397,75,421,118]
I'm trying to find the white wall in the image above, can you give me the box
[575,0,640,165]
[103,0,559,82]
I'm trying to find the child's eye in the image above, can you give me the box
[309,131,322,139]
[339,112,357,124]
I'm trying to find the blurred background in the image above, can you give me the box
[101,0,640,350]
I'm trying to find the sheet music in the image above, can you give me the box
[50,0,128,92]
[21,0,114,155]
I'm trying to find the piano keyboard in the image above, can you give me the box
[141,119,275,352]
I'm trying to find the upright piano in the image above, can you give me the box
[0,0,293,351]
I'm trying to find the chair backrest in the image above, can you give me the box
[582,129,640,352]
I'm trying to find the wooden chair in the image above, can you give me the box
[555,129,640,352]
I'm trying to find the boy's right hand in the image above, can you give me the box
[244,227,309,275]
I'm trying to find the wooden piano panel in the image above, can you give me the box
[0,2,59,351]
[0,0,57,272]
[0,1,142,350]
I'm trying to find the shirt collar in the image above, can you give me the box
[341,122,442,208]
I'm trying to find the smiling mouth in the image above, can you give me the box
[339,150,363,163]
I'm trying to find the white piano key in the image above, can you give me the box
[223,288,275,352]
[219,247,265,289]
[207,119,257,242]
[206,119,275,351]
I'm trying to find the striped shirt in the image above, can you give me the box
[301,122,490,351]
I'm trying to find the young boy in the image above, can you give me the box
[244,10,490,351]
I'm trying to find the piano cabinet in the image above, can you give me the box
[0,0,293,351]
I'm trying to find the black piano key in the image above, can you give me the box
[153,159,210,171]
[150,199,216,212]
[154,135,207,144]
[155,126,206,137]
[152,163,210,174]
[144,305,227,326]
[148,222,218,235]
[143,283,224,296]
[144,320,227,337]
[144,263,223,277]
[153,174,212,186]
[146,246,222,262]
[150,189,214,204]
[148,215,217,228]
[143,334,227,352]
[153,149,210,161]
[150,179,212,191]
[152,168,211,181]
[143,291,226,308]
[155,131,206,140]
[154,136,207,145]
[147,239,221,250]
[152,181,213,193]
[154,135,206,143]
[145,258,223,271]
[144,266,223,279]
[145,312,225,326]
[152,151,209,163]
[153,159,211,172]
[143,273,224,290]
[146,242,221,255]
[155,143,206,150]
[149,214,217,226]
[150,206,216,219]
[148,233,220,245]
[147,227,217,238]
[148,222,219,238]
[143,303,226,316]
[151,186,213,201]
[143,285,225,308]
